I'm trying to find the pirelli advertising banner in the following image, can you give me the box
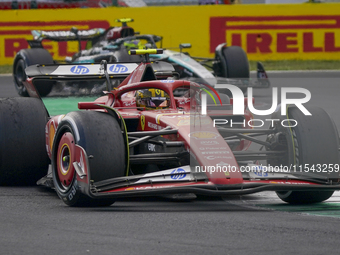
[1,3,340,64]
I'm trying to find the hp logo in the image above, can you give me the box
[70,66,89,74]
[170,168,186,180]
[109,64,128,73]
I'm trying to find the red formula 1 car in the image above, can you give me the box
[1,49,339,206]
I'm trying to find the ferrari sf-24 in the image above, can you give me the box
[1,49,339,207]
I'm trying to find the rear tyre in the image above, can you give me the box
[52,111,126,207]
[270,106,339,204]
[0,98,49,185]
[13,48,55,97]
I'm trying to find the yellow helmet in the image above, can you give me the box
[136,89,170,110]
[123,39,144,50]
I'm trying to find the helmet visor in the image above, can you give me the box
[146,97,169,108]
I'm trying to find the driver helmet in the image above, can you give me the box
[123,39,145,50]
[136,89,170,110]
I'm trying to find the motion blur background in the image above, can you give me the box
[1,0,340,9]
[1,0,340,66]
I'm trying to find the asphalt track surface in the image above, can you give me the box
[1,71,340,255]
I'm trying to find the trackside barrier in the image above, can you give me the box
[1,3,340,64]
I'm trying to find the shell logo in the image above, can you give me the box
[189,131,219,140]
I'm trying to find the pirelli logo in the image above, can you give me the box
[0,20,110,64]
[210,16,340,57]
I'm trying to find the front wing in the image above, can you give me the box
[74,164,340,199]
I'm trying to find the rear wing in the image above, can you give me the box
[25,63,139,80]
[24,62,139,101]
[31,28,107,42]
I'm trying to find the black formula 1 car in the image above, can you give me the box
[12,18,269,97]
[1,49,340,207]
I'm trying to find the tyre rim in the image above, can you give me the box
[57,132,75,189]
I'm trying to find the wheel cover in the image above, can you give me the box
[57,132,76,189]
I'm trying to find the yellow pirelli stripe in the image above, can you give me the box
[1,3,340,64]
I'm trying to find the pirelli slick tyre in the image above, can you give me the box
[52,111,125,207]
[214,45,249,95]
[220,46,250,79]
[214,45,249,79]
[270,106,339,204]
[0,98,49,185]
[13,48,55,97]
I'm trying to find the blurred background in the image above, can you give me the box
[1,0,340,9]
[1,0,340,72]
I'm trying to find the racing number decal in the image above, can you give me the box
[150,89,163,97]
[141,115,145,130]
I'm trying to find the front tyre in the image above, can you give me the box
[52,111,126,207]
[270,106,339,204]
[214,45,249,79]
[276,190,334,204]
[213,45,250,95]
